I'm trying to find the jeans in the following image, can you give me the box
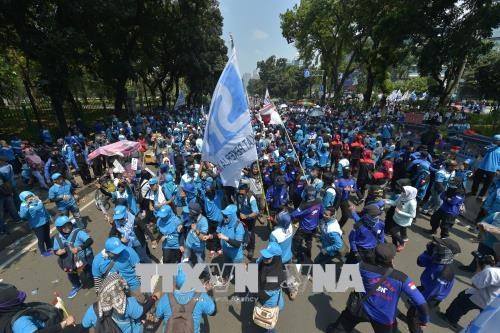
[390,224,407,247]
[183,247,205,265]
[293,228,314,261]
[0,195,21,227]
[445,290,482,324]
[61,205,84,229]
[33,223,52,253]
[329,308,397,333]
[423,186,442,212]
[32,170,49,189]
[133,244,152,263]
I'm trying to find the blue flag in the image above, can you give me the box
[201,48,257,187]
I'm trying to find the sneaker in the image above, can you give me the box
[402,237,409,242]
[41,251,53,257]
[289,289,298,300]
[67,286,81,299]
[396,244,405,252]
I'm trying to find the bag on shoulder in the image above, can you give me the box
[253,291,281,330]
[345,268,393,318]
[55,229,81,272]
[234,222,250,248]
[93,303,122,333]
[3,302,63,333]
[165,292,200,333]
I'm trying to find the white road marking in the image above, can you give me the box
[0,199,96,271]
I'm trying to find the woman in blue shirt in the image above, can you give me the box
[18,191,52,256]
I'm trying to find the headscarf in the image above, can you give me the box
[97,273,128,317]
[400,186,417,203]
[0,283,27,313]
[432,244,454,265]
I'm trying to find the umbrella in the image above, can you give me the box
[88,140,140,160]
[309,109,325,117]
[279,104,287,109]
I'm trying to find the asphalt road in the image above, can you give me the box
[0,181,482,333]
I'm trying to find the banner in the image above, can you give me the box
[201,48,257,187]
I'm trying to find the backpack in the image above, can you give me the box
[55,229,81,272]
[1,302,63,333]
[92,303,123,333]
[165,292,200,333]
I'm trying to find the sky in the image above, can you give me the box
[218,0,299,74]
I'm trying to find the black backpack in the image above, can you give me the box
[92,303,123,333]
[0,302,63,333]
[55,229,81,272]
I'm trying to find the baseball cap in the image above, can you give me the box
[363,204,383,217]
[260,242,282,259]
[148,178,158,185]
[113,205,127,220]
[51,173,62,180]
[188,201,202,215]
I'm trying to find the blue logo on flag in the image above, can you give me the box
[206,60,249,153]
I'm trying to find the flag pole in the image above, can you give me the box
[281,123,308,179]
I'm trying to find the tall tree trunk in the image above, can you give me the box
[51,96,68,134]
[67,91,82,123]
[439,58,467,107]
[174,77,180,100]
[364,68,375,109]
[21,78,42,130]
[320,70,327,106]
[114,79,127,114]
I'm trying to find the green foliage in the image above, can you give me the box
[247,56,310,100]
[391,77,430,93]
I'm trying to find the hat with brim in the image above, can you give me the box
[260,242,282,259]
[433,236,461,254]
[51,173,62,180]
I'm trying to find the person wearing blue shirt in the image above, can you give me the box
[18,191,52,256]
[48,173,84,229]
[321,173,337,210]
[1,282,75,333]
[429,185,465,238]
[183,202,209,264]
[335,167,359,227]
[92,237,146,304]
[406,238,460,333]
[329,243,429,333]
[109,205,153,264]
[82,274,158,333]
[317,143,331,172]
[290,186,323,263]
[469,134,500,199]
[200,181,223,256]
[421,160,456,215]
[157,205,184,263]
[153,266,216,333]
[347,204,385,264]
[269,209,299,299]
[214,204,245,284]
[314,206,343,266]
[53,216,94,299]
[236,183,259,259]
[256,242,285,333]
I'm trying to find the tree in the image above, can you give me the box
[414,0,500,106]
[459,51,500,101]
[281,0,357,104]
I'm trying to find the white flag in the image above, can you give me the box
[174,91,186,110]
[201,48,257,187]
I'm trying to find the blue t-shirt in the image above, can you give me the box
[92,247,141,289]
[155,291,215,333]
[82,297,143,333]
[185,216,209,253]
[52,228,93,262]
[12,316,45,333]
[48,181,76,210]
[157,215,183,249]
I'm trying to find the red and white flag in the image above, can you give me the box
[259,89,283,125]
